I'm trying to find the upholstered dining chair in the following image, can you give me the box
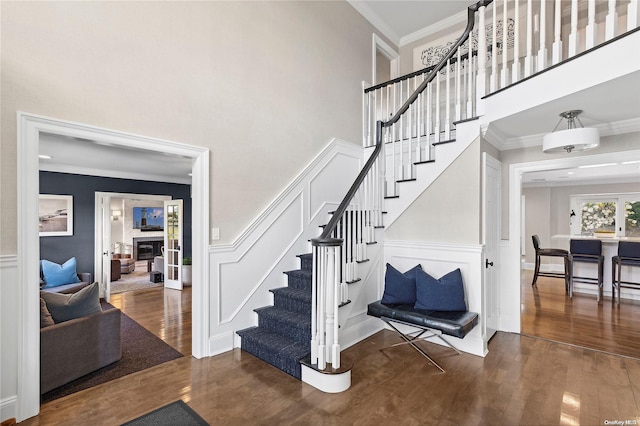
[531,235,570,292]
[612,241,640,305]
[569,239,604,301]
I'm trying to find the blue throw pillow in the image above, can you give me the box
[415,267,467,311]
[41,258,81,288]
[381,263,422,305]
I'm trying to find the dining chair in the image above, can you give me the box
[569,239,604,301]
[612,241,640,305]
[531,235,570,292]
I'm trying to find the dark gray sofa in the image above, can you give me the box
[40,306,122,393]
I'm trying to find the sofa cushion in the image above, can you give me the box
[41,258,81,288]
[40,282,102,323]
[40,298,55,328]
[381,263,422,305]
[415,267,467,312]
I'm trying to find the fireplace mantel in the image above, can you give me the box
[132,236,163,260]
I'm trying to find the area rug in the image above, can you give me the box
[112,263,163,294]
[41,304,184,403]
[121,400,209,426]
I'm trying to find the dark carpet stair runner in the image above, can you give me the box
[236,253,313,379]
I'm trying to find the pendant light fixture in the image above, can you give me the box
[542,110,600,153]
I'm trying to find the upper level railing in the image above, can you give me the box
[309,0,492,372]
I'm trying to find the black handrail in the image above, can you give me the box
[312,0,492,248]
[364,45,492,94]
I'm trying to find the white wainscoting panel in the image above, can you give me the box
[1,255,18,422]
[384,240,487,357]
[208,139,363,356]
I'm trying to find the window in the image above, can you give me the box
[570,193,640,237]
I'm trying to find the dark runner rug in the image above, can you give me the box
[121,400,209,426]
[41,303,184,403]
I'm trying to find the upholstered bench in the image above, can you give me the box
[367,300,478,372]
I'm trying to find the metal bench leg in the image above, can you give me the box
[382,319,446,373]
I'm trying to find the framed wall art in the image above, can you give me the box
[39,194,73,236]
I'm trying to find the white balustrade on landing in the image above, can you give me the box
[364,0,638,200]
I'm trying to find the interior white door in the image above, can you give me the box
[99,195,112,302]
[164,199,183,290]
[483,153,501,340]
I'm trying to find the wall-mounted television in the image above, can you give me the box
[132,207,164,231]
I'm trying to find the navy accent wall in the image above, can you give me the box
[40,171,192,277]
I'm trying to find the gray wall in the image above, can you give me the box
[39,172,192,277]
[523,181,640,264]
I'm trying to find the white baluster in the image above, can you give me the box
[330,246,340,368]
[568,0,579,57]
[501,0,509,88]
[445,58,451,141]
[524,0,533,77]
[537,1,547,72]
[324,246,335,368]
[628,0,640,31]
[552,0,562,64]
[455,47,462,122]
[426,80,432,158]
[467,39,474,118]
[311,248,318,364]
[398,80,404,181]
[512,0,520,82]
[434,71,441,143]
[317,247,326,370]
[586,0,597,49]
[606,0,618,41]
[490,2,498,92]
[477,4,488,114]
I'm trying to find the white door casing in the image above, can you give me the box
[16,112,209,421]
[483,153,501,340]
[99,195,112,301]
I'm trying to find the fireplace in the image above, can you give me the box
[133,237,164,260]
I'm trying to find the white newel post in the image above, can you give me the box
[324,246,336,368]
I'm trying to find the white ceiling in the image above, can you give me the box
[39,133,193,185]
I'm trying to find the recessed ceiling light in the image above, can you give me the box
[567,171,574,175]
[188,173,192,177]
[38,154,52,160]
[578,163,617,169]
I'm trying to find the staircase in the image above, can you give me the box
[236,254,313,379]
[230,0,640,392]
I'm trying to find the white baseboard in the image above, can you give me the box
[0,395,17,424]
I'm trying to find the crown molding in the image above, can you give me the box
[400,9,467,46]
[489,117,640,151]
[347,0,400,46]
[39,163,192,185]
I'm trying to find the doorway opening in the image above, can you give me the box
[372,34,399,86]
[506,148,640,357]
[17,112,209,420]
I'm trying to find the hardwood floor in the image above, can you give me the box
[22,282,640,425]
[521,269,640,359]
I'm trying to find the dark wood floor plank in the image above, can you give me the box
[21,279,640,425]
